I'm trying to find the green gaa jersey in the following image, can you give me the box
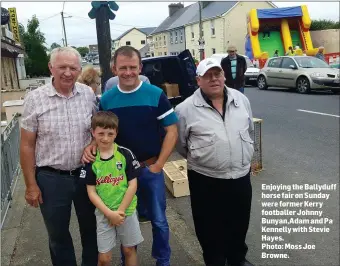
[85,143,141,216]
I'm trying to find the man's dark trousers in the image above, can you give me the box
[188,169,252,266]
[36,168,98,266]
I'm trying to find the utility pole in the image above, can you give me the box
[198,1,205,61]
[88,1,119,93]
[61,12,68,46]
[95,5,113,93]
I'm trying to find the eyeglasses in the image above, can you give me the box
[227,50,236,53]
[201,71,224,80]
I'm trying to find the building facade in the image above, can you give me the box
[112,27,156,57]
[150,1,276,59]
[184,2,276,60]
[1,23,25,91]
[168,27,186,55]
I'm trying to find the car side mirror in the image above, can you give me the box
[289,65,297,70]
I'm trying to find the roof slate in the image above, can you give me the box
[150,1,238,35]
[114,27,156,41]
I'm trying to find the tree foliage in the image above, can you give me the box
[310,19,340,31]
[76,46,90,57]
[19,15,50,77]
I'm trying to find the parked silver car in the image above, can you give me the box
[257,56,340,94]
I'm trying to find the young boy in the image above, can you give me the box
[84,111,144,266]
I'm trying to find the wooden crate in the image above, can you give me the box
[163,159,190,198]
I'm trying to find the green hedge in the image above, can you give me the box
[310,19,340,31]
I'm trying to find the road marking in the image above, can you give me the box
[297,109,340,118]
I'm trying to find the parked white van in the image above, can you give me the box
[210,53,260,86]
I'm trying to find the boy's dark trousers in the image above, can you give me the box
[36,167,98,266]
[188,169,252,266]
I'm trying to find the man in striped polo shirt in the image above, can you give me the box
[221,45,247,94]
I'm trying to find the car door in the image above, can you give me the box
[278,57,298,88]
[265,57,283,86]
[178,50,198,99]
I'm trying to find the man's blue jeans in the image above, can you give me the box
[36,168,98,266]
[130,167,171,266]
[239,87,245,94]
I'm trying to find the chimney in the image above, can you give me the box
[168,3,184,17]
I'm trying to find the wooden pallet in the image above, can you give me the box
[163,159,190,198]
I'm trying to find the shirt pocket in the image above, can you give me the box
[188,133,218,169]
[240,129,254,166]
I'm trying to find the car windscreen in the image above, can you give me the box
[295,57,330,69]
[246,58,254,67]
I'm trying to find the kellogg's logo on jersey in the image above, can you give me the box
[96,174,124,186]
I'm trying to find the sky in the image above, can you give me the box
[2,1,339,48]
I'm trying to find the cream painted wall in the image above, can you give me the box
[151,32,169,56]
[185,18,225,60]
[185,2,275,59]
[115,28,147,50]
[310,29,340,54]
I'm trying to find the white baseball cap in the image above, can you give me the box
[196,58,222,76]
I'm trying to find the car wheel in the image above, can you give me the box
[257,75,268,90]
[331,89,340,94]
[296,77,311,94]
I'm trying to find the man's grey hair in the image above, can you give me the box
[227,45,237,51]
[49,46,82,67]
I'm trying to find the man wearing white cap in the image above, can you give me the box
[175,58,255,266]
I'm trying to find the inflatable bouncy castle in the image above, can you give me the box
[245,5,319,60]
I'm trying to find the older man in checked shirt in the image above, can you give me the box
[20,47,98,266]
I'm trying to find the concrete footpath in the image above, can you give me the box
[1,169,204,266]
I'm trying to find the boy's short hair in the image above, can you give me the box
[91,111,119,130]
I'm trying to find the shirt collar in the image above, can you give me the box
[194,86,239,108]
[47,77,82,97]
[200,87,228,107]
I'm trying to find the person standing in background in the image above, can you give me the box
[221,45,247,94]
[315,46,326,62]
[78,65,101,106]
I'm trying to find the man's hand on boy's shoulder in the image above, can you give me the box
[106,210,125,226]
[82,140,97,164]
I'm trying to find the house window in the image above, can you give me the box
[126,41,131,45]
[180,31,183,43]
[212,48,216,54]
[164,52,167,55]
[191,25,194,39]
[164,35,166,45]
[170,32,173,44]
[141,40,146,44]
[192,49,195,56]
[175,31,178,43]
[211,20,215,36]
[202,30,204,37]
